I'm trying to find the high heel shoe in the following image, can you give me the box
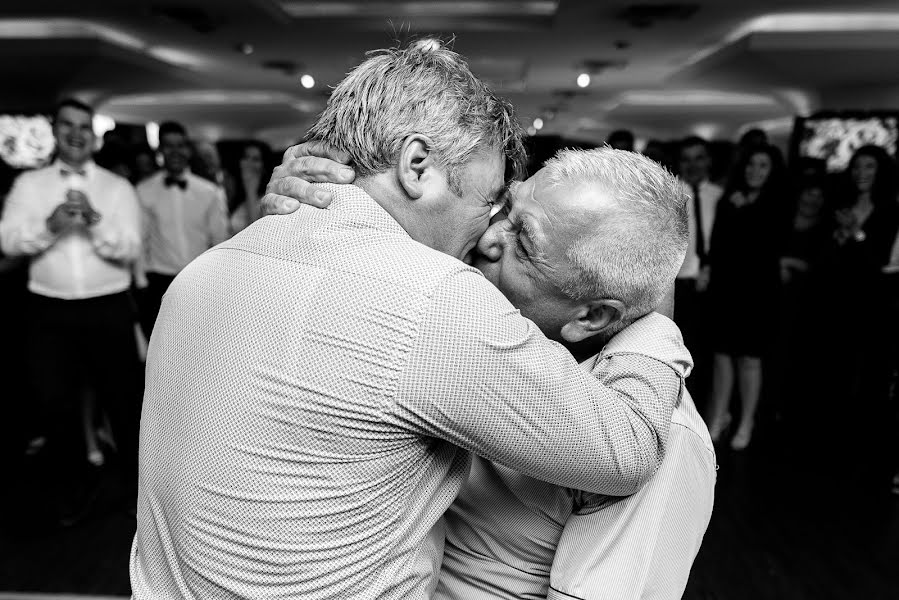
[730,422,754,451]
[708,413,731,443]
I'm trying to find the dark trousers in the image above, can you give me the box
[140,272,177,340]
[673,278,710,402]
[27,291,142,499]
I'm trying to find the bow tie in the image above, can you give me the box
[60,167,86,178]
[164,176,188,190]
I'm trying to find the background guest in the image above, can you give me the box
[674,136,723,400]
[772,175,831,429]
[606,128,635,152]
[136,121,229,338]
[227,141,272,234]
[131,145,158,184]
[0,98,143,524]
[822,145,899,490]
[705,144,787,450]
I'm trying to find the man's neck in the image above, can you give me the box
[356,175,432,247]
[58,156,88,170]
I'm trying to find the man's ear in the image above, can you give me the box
[560,299,625,343]
[396,134,436,200]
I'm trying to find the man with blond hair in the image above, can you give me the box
[132,43,687,599]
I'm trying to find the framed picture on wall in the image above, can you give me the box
[790,112,899,173]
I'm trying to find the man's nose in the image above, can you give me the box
[476,219,509,262]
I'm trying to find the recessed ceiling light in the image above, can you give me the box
[533,117,544,130]
[527,126,537,136]
[577,73,591,88]
[300,74,315,89]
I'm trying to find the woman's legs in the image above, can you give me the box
[732,355,763,450]
[707,352,734,442]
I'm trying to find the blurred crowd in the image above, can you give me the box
[0,99,897,527]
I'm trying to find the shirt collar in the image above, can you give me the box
[54,159,95,179]
[586,312,694,379]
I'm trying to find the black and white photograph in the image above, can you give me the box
[0,2,897,599]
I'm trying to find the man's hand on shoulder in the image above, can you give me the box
[262,141,356,215]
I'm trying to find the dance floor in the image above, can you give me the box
[1,424,897,600]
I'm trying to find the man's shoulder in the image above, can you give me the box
[11,165,52,188]
[670,389,714,453]
[92,165,135,192]
[185,172,221,196]
[136,172,164,194]
[597,312,692,379]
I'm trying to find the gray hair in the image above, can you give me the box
[307,40,526,189]
[543,147,689,322]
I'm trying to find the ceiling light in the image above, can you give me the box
[686,12,899,67]
[527,126,537,136]
[278,1,559,18]
[577,73,591,88]
[300,74,315,89]
[533,117,544,130]
[620,90,777,107]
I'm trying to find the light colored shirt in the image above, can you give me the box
[437,330,715,600]
[136,170,229,276]
[0,160,141,299]
[131,183,689,600]
[678,179,722,280]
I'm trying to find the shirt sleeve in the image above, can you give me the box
[547,426,716,600]
[91,179,142,263]
[0,173,58,257]
[206,186,231,247]
[389,269,687,496]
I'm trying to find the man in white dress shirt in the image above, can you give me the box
[674,136,722,399]
[136,120,229,337]
[266,145,717,599]
[0,98,143,524]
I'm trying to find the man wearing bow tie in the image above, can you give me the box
[136,121,229,337]
[0,97,143,524]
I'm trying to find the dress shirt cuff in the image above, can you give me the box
[12,221,58,255]
[91,227,140,262]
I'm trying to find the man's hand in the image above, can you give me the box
[66,190,102,225]
[46,191,100,234]
[261,141,356,215]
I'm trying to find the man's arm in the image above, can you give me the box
[389,269,687,496]
[547,426,716,599]
[0,174,58,256]
[91,181,142,264]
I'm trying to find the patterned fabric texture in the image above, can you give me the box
[131,183,689,599]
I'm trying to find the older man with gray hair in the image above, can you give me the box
[132,42,688,600]
[265,143,716,599]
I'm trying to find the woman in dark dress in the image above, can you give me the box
[705,145,786,450]
[823,145,899,490]
[772,176,831,428]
